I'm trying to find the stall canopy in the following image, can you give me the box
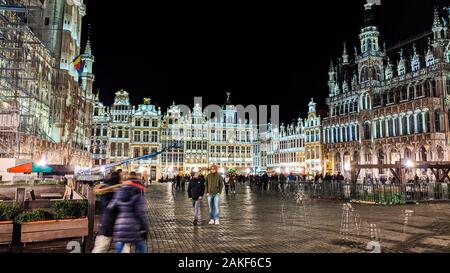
[7,162,53,174]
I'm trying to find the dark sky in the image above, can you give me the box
[82,0,448,124]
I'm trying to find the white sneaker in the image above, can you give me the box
[208,220,214,225]
[215,220,220,225]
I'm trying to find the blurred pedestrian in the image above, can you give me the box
[104,172,149,253]
[230,174,237,194]
[92,171,122,253]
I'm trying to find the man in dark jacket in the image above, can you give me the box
[188,171,205,226]
[105,172,149,253]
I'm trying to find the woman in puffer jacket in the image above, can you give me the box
[104,172,149,253]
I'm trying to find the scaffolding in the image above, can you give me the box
[0,0,52,159]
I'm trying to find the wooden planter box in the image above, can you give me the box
[20,218,88,243]
[0,221,13,245]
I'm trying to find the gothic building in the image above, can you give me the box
[322,3,450,179]
[0,0,94,181]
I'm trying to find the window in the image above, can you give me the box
[151,131,158,142]
[143,131,149,142]
[124,143,129,157]
[144,119,150,127]
[134,148,140,158]
[435,110,441,132]
[364,122,371,140]
[134,131,141,142]
[135,119,141,127]
[117,143,122,157]
[417,114,423,133]
[45,17,50,25]
[152,119,158,127]
[402,116,407,135]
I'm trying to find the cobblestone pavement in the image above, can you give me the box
[145,183,450,253]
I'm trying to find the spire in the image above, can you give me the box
[225,90,232,105]
[342,42,349,64]
[434,8,442,28]
[329,60,335,72]
[84,24,92,55]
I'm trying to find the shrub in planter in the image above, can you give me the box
[51,200,88,220]
[14,209,50,224]
[0,203,21,222]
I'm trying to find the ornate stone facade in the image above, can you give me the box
[322,4,450,179]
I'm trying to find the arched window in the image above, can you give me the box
[417,113,423,133]
[420,147,427,162]
[415,83,423,98]
[437,146,445,161]
[435,109,441,132]
[424,81,431,97]
[388,90,395,104]
[404,148,412,160]
[400,86,408,101]
[373,93,381,107]
[424,111,430,133]
[364,122,371,140]
[360,66,369,82]
[395,88,401,103]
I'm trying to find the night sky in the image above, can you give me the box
[82,0,448,124]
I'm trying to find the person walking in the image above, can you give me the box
[188,171,205,226]
[224,174,231,195]
[262,172,269,191]
[104,172,149,253]
[92,171,123,253]
[230,174,237,194]
[205,165,224,225]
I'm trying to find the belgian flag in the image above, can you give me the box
[72,54,85,74]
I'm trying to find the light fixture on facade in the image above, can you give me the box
[405,160,415,168]
[344,163,351,172]
[37,156,48,167]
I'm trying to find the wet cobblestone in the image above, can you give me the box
[145,183,450,253]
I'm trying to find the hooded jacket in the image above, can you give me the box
[188,178,205,200]
[103,179,149,243]
[205,173,224,194]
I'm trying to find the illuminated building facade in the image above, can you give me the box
[322,4,450,179]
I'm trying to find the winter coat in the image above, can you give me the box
[188,178,205,200]
[205,173,224,194]
[104,179,149,243]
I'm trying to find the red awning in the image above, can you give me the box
[7,162,33,174]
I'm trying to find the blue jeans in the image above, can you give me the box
[115,241,146,253]
[192,199,201,221]
[208,194,220,220]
